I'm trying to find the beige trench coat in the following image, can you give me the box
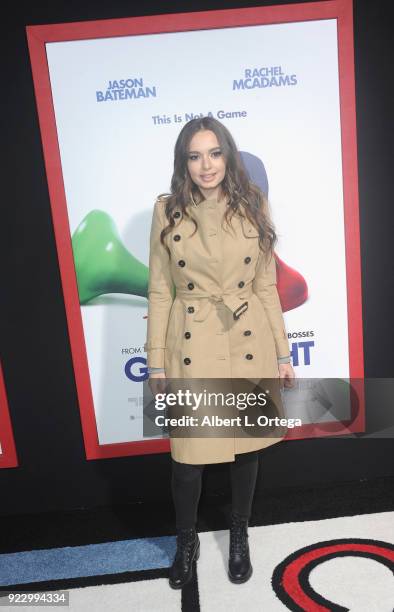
[145,193,291,464]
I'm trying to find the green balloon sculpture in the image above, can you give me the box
[72,210,149,305]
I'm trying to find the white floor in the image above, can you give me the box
[2,511,393,612]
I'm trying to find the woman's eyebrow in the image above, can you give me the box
[188,147,221,153]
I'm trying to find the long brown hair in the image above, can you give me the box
[158,116,277,258]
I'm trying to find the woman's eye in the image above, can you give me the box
[212,150,222,157]
[188,154,198,161]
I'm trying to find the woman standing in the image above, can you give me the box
[145,117,295,589]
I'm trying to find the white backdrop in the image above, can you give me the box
[46,18,349,444]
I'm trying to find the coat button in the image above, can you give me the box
[244,330,252,336]
[178,259,185,267]
[174,234,181,241]
[174,211,181,218]
[188,282,194,290]
[187,306,194,313]
[184,357,191,365]
[185,332,191,339]
[238,281,245,288]
[244,256,251,264]
[245,354,253,360]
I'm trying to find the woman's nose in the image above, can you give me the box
[201,155,211,169]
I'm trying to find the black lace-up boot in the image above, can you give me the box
[228,512,253,583]
[169,527,200,589]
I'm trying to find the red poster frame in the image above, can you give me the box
[26,0,364,459]
[0,362,18,468]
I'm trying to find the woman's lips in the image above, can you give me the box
[201,174,216,181]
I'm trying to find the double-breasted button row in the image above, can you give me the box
[237,257,251,288]
[244,328,253,360]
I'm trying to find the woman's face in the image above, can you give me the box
[186,129,226,199]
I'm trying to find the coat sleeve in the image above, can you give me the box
[144,199,174,369]
[252,249,290,358]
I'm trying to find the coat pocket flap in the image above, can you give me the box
[240,216,260,238]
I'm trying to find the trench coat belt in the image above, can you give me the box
[176,285,253,322]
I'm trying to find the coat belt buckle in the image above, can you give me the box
[233,301,248,320]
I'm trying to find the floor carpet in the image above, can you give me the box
[0,477,393,611]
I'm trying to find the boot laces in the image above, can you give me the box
[230,515,249,555]
[175,529,196,562]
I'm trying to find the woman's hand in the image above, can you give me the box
[278,363,296,388]
[148,371,167,396]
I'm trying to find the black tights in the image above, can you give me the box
[171,450,259,529]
